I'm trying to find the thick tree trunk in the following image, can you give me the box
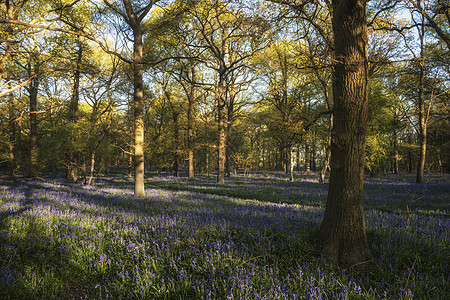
[133,30,145,196]
[317,0,372,268]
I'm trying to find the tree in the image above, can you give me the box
[397,2,439,183]
[415,9,427,183]
[1,0,22,181]
[26,50,41,178]
[7,72,16,181]
[82,52,120,185]
[145,8,202,180]
[406,0,450,50]
[178,61,201,180]
[103,0,159,197]
[317,0,373,267]
[187,0,269,184]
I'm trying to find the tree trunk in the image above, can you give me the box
[290,147,294,181]
[164,87,180,178]
[8,75,16,182]
[305,141,310,172]
[416,22,426,184]
[87,151,96,185]
[217,69,227,184]
[172,111,180,177]
[188,138,195,180]
[317,0,372,268]
[81,154,87,184]
[187,68,195,181]
[133,29,145,197]
[320,116,333,183]
[206,147,210,176]
[5,5,16,181]
[87,63,115,185]
[225,101,234,177]
[68,42,82,183]
[0,2,15,83]
[311,129,317,172]
[408,134,413,173]
[128,141,133,178]
[101,0,156,195]
[284,147,290,174]
[393,120,399,174]
[29,69,39,178]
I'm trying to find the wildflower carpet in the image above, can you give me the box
[0,173,448,299]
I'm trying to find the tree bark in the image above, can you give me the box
[304,141,310,172]
[217,67,227,184]
[172,111,180,177]
[133,29,145,196]
[416,21,426,184]
[320,115,333,183]
[4,4,16,181]
[311,128,317,172]
[68,42,82,182]
[290,147,294,181]
[0,1,15,83]
[393,115,399,174]
[8,73,16,182]
[29,65,39,178]
[225,100,234,177]
[317,0,372,268]
[128,142,133,179]
[102,0,157,196]
[187,67,196,180]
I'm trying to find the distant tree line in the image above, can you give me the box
[1,0,448,184]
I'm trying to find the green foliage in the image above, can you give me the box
[365,133,389,173]
[364,76,396,174]
[0,0,449,179]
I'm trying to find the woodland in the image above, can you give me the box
[0,0,449,299]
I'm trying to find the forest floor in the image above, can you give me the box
[0,171,448,299]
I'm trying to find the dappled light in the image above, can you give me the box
[1,174,448,298]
